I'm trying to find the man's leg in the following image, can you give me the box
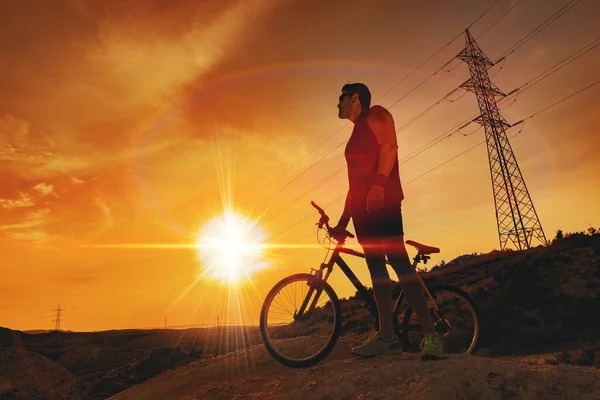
[385,235,446,360]
[383,236,435,336]
[351,239,403,357]
[364,244,395,339]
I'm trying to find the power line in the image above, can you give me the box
[396,0,582,136]
[263,194,346,242]
[496,0,584,60]
[400,123,526,187]
[517,79,600,122]
[245,31,468,209]
[476,0,525,39]
[253,165,347,230]
[382,0,523,112]
[249,2,583,217]
[250,75,596,264]
[395,0,588,137]
[377,0,502,102]
[510,35,600,91]
[245,2,593,251]
[248,54,467,213]
[394,87,467,133]
[244,124,348,206]
[489,57,508,78]
[261,77,599,248]
[406,78,599,184]
[246,1,504,210]
[258,28,598,229]
[399,34,600,164]
[395,0,587,136]
[252,33,598,234]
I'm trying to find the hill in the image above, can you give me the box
[0,326,262,399]
[1,230,599,399]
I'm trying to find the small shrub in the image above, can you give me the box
[553,229,564,242]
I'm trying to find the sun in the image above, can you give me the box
[196,211,268,283]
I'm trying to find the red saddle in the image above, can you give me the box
[406,240,440,255]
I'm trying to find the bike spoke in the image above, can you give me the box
[403,287,479,354]
[261,274,340,365]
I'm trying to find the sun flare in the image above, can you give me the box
[197,211,268,283]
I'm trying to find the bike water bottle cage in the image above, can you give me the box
[311,264,328,279]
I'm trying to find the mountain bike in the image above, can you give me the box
[260,201,480,368]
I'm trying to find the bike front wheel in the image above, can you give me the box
[402,284,480,354]
[260,273,341,368]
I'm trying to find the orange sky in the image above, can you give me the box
[1,0,599,331]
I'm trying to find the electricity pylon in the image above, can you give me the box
[53,304,64,344]
[457,29,547,250]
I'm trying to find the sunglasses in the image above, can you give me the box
[339,92,354,102]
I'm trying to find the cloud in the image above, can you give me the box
[32,182,56,197]
[0,208,51,231]
[7,229,54,243]
[0,192,35,209]
[0,113,88,180]
[0,114,54,165]
[94,197,116,235]
[1,181,59,209]
[0,207,62,245]
[0,0,277,186]
[95,197,113,218]
[0,0,284,247]
[184,0,275,74]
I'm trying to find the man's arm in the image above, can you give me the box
[338,190,352,228]
[367,105,399,180]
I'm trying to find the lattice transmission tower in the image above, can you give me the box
[456,29,547,250]
[53,304,64,344]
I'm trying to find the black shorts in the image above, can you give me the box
[353,205,404,243]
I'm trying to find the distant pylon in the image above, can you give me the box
[53,304,64,344]
[457,29,547,250]
[164,317,167,330]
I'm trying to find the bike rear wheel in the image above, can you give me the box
[402,284,480,354]
[260,273,341,368]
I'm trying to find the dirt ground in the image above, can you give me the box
[0,347,75,399]
[4,233,600,399]
[111,336,600,400]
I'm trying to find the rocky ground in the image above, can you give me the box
[110,336,600,400]
[2,231,600,399]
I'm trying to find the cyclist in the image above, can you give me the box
[332,83,445,360]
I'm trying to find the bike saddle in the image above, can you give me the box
[406,240,440,255]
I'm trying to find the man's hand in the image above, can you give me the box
[330,223,346,235]
[366,185,384,213]
[330,223,350,240]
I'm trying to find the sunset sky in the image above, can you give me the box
[1,0,599,332]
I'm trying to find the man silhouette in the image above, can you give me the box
[333,83,445,360]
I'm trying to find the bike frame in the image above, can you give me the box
[296,236,440,329]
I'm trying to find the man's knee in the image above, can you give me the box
[364,252,390,286]
[382,236,415,280]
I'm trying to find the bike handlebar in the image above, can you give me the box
[310,201,355,240]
